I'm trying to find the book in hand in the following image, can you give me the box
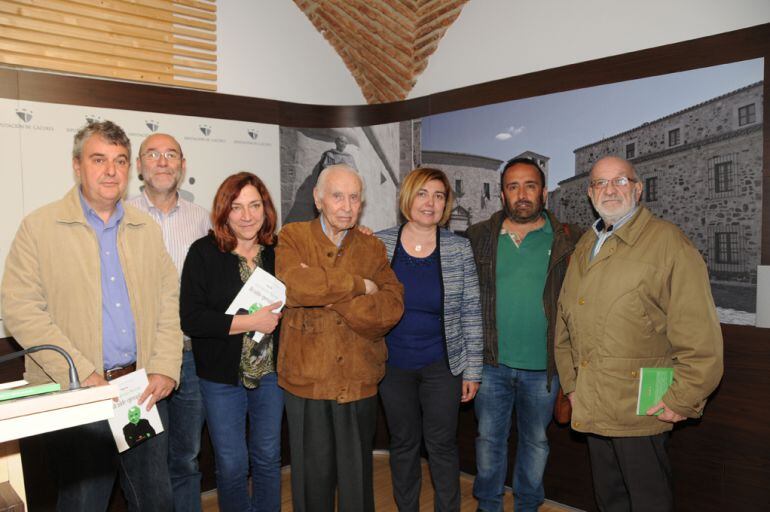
[636,367,674,415]
[225,266,286,342]
[107,368,164,452]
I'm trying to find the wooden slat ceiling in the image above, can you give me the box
[0,0,217,91]
[294,0,469,104]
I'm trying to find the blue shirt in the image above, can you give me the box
[79,191,137,369]
[385,242,445,370]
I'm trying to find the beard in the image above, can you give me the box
[504,197,544,224]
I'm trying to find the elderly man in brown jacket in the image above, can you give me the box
[555,156,723,512]
[276,164,404,512]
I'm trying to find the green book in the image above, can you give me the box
[0,382,61,402]
[636,367,673,415]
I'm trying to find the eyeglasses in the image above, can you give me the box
[141,150,181,161]
[590,176,637,189]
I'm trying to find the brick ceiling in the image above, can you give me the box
[294,0,469,104]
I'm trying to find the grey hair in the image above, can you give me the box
[315,164,365,202]
[72,120,131,161]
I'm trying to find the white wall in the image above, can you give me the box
[411,0,770,99]
[218,0,770,105]
[218,0,365,105]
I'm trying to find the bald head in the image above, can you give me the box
[590,156,638,182]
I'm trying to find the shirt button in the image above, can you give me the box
[116,303,121,308]
[578,298,585,305]
[110,276,116,282]
[121,329,127,334]
[105,251,110,256]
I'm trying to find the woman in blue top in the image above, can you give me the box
[377,167,483,511]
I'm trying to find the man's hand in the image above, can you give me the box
[356,225,373,236]
[646,400,686,423]
[363,278,379,295]
[567,392,575,407]
[138,374,176,411]
[83,371,109,387]
[461,381,480,402]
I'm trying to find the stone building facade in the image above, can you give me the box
[421,150,503,233]
[551,81,763,284]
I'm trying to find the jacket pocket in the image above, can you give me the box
[278,311,333,380]
[593,356,670,426]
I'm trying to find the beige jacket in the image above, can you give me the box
[555,206,723,437]
[1,187,182,386]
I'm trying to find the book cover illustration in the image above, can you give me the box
[107,368,164,452]
[636,367,674,415]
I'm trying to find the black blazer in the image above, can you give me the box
[180,233,278,385]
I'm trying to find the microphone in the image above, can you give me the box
[0,345,81,390]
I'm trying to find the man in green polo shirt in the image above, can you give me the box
[468,157,581,512]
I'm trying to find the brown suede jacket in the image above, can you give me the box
[275,218,404,403]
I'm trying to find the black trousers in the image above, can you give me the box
[284,392,378,512]
[587,432,673,512]
[379,360,462,512]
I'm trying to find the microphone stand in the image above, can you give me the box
[0,345,81,390]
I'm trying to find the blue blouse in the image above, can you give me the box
[385,240,446,370]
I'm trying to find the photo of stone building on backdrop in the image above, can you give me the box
[419,59,764,324]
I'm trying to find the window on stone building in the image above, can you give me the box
[708,154,738,198]
[714,162,734,193]
[707,225,744,276]
[483,182,490,200]
[738,103,756,126]
[668,128,680,147]
[626,143,636,159]
[714,232,739,264]
[645,176,658,202]
[455,179,464,197]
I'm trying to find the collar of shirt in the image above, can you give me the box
[140,190,180,216]
[590,205,639,260]
[78,188,123,231]
[499,212,551,247]
[319,214,348,248]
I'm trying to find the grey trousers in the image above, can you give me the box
[285,392,378,512]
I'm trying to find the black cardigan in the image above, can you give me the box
[180,233,278,385]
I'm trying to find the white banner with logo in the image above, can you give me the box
[0,99,280,336]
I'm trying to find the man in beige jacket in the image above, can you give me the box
[1,120,182,511]
[555,156,723,512]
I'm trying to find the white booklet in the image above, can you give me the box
[107,368,164,452]
[225,266,286,342]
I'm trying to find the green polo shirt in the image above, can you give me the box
[496,215,552,370]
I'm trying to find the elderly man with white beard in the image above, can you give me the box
[555,156,723,512]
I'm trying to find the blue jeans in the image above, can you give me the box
[44,399,172,512]
[473,365,559,512]
[167,349,205,512]
[199,372,284,512]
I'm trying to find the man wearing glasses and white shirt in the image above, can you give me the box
[127,133,210,512]
[554,156,723,511]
